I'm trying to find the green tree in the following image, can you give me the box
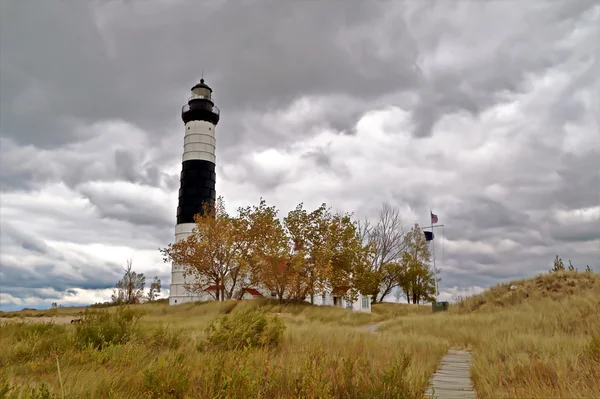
[398,224,439,304]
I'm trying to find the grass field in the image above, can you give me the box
[1,270,599,398]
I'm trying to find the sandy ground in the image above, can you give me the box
[0,316,78,325]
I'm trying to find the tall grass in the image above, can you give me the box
[0,300,443,398]
[1,271,598,398]
[380,271,600,398]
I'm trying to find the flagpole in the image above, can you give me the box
[423,221,443,301]
[430,210,438,299]
[435,225,446,295]
[440,224,444,300]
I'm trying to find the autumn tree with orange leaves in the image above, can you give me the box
[249,202,375,304]
[236,199,294,301]
[159,197,246,301]
[160,197,376,304]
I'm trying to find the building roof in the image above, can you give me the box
[243,288,264,298]
[204,285,225,292]
[331,286,350,296]
[191,78,213,92]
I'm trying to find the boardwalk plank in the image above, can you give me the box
[435,368,471,374]
[425,349,476,399]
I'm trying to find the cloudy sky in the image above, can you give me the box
[1,0,598,311]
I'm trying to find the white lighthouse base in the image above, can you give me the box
[169,222,210,306]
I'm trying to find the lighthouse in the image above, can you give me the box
[169,79,220,306]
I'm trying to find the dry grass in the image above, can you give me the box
[0,299,445,398]
[380,271,600,398]
[1,271,599,398]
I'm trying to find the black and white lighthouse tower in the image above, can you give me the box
[169,79,220,306]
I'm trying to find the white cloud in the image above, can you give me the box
[1,0,598,310]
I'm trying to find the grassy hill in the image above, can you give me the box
[1,271,599,398]
[379,270,600,398]
[453,269,600,312]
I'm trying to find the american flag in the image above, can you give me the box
[430,211,438,224]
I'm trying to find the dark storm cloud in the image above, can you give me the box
[303,147,334,170]
[1,222,54,256]
[407,0,598,138]
[78,182,173,229]
[0,131,178,193]
[0,260,119,293]
[549,222,600,244]
[0,0,421,150]
[447,196,533,233]
[553,151,600,210]
[0,1,117,147]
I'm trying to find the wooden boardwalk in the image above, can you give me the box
[425,349,476,399]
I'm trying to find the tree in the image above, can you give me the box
[282,203,374,303]
[148,276,161,301]
[159,196,387,305]
[111,259,146,304]
[237,199,295,302]
[567,260,577,272]
[398,224,439,304]
[160,197,245,301]
[327,211,376,302]
[357,203,407,302]
[282,203,336,303]
[551,255,565,272]
[585,265,593,273]
[237,199,373,304]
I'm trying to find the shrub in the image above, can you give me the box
[13,322,65,342]
[202,309,286,351]
[6,322,71,362]
[139,323,182,350]
[74,306,144,350]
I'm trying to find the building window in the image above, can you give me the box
[362,296,369,309]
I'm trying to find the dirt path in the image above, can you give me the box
[0,316,77,325]
[359,321,385,333]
